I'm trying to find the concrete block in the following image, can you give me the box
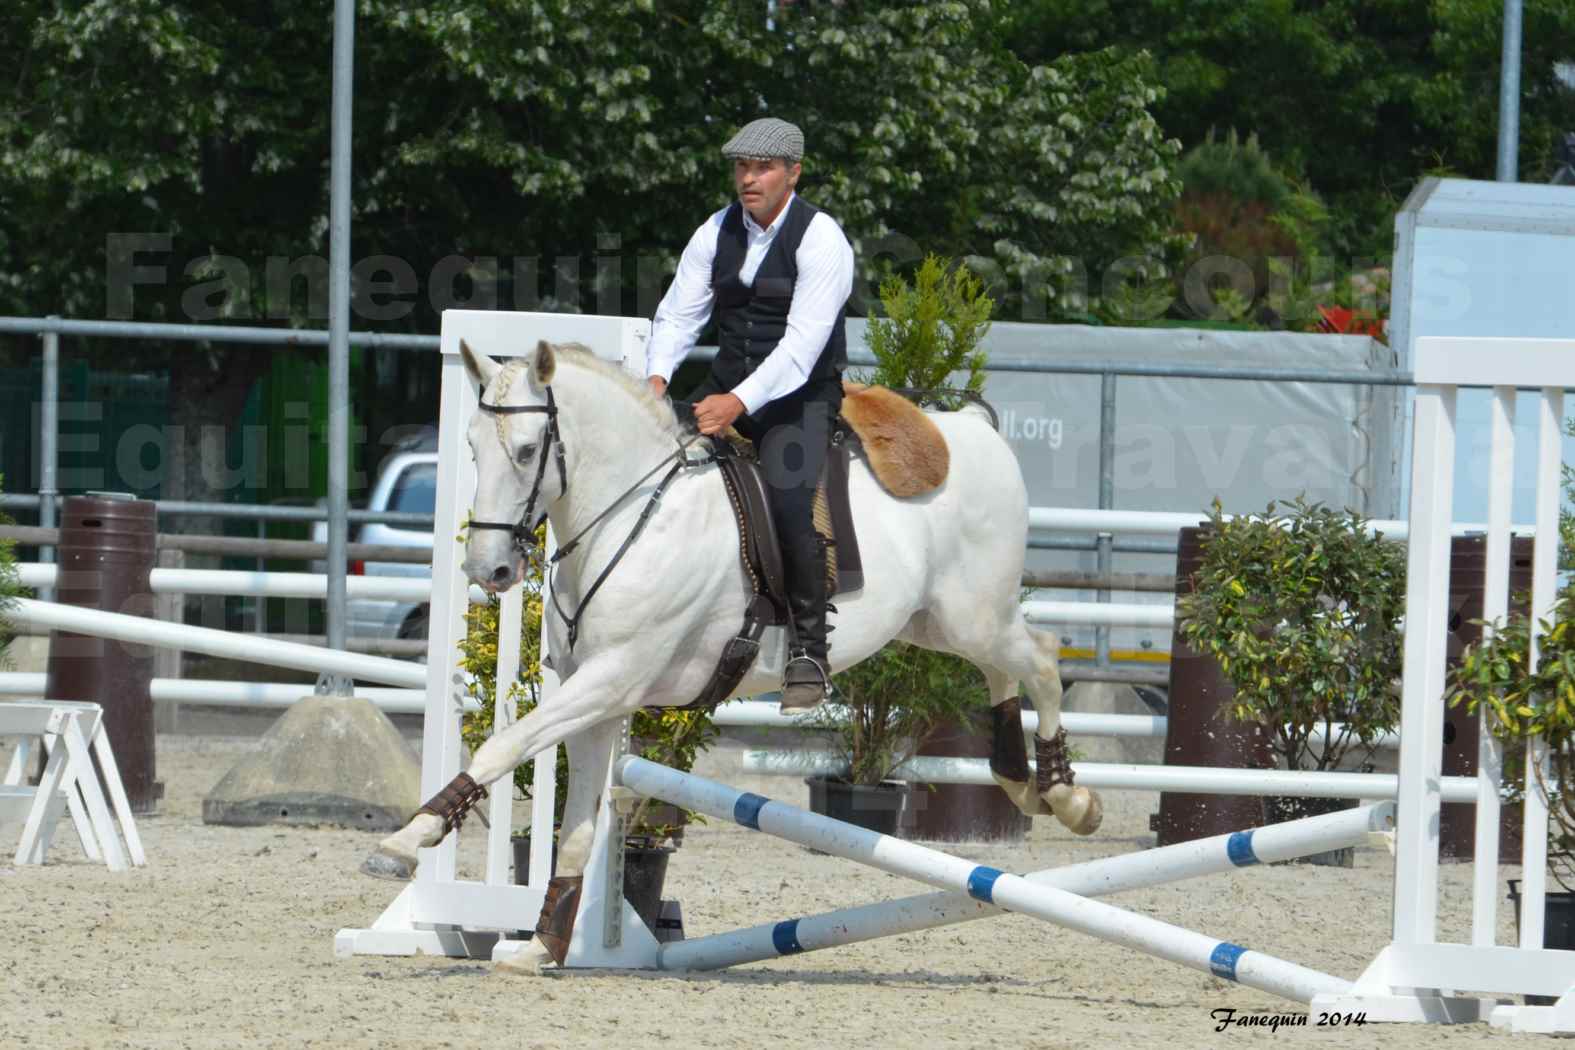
[203,694,421,830]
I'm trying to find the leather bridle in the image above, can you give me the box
[467,386,567,553]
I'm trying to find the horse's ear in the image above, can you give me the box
[531,339,557,389]
[460,339,502,388]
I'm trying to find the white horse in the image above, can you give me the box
[361,338,1101,957]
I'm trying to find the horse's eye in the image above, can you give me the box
[517,443,537,463]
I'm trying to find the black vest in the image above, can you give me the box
[709,198,848,398]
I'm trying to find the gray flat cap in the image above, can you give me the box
[721,118,804,163]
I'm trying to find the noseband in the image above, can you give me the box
[468,386,567,553]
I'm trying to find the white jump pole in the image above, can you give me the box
[616,757,1353,1003]
[6,597,426,688]
[714,700,1401,749]
[741,751,1480,801]
[660,800,1395,972]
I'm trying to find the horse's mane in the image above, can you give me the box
[553,342,686,439]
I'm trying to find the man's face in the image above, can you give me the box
[733,157,800,225]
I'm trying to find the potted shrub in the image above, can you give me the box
[799,254,1011,836]
[1448,584,1575,978]
[1176,497,1405,864]
[803,641,992,835]
[457,526,715,929]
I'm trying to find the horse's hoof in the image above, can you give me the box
[360,850,417,881]
[495,940,553,976]
[1046,785,1103,836]
[991,772,1052,818]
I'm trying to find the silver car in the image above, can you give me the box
[314,432,436,642]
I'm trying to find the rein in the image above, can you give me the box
[546,428,711,653]
[472,381,712,654]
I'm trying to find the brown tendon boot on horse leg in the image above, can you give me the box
[530,874,585,967]
[1036,726,1103,835]
[988,700,1052,817]
[360,772,488,881]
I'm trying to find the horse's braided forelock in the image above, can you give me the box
[489,358,530,450]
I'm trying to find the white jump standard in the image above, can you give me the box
[660,797,1395,972]
[610,757,1352,1003]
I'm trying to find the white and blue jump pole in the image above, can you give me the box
[660,796,1394,972]
[616,757,1355,1003]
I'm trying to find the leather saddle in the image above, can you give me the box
[681,423,862,710]
[712,423,864,628]
[681,384,961,710]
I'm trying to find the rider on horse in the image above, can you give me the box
[644,117,855,712]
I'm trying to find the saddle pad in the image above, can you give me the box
[839,382,949,498]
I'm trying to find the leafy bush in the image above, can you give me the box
[1448,588,1575,867]
[1445,428,1575,872]
[1176,498,1405,772]
[457,546,557,804]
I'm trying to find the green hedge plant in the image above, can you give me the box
[1447,586,1575,875]
[1176,498,1405,773]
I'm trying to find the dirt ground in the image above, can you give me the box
[0,732,1532,1050]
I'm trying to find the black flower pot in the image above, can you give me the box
[1507,880,1575,1005]
[804,775,910,837]
[511,832,676,938]
[622,839,676,936]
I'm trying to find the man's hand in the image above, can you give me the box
[693,393,746,435]
[646,376,668,398]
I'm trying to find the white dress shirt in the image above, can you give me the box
[646,194,855,415]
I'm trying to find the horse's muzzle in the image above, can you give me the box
[463,554,523,594]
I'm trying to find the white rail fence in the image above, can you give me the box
[0,501,1509,808]
[15,563,1170,629]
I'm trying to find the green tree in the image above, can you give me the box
[1006,0,1575,258]
[1,0,1181,328]
[0,0,1182,514]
